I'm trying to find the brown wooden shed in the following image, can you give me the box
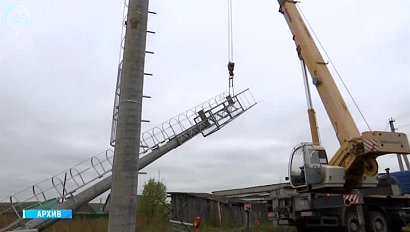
[169,192,269,227]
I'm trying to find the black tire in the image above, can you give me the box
[368,211,388,232]
[389,225,403,232]
[296,226,305,232]
[345,211,362,232]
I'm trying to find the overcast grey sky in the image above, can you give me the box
[0,0,409,200]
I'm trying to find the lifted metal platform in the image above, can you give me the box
[1,89,256,232]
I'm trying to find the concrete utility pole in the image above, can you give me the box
[108,0,149,231]
[21,122,210,230]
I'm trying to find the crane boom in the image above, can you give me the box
[278,0,360,144]
[278,0,410,187]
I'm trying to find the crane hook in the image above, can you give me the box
[228,61,235,77]
[228,61,235,96]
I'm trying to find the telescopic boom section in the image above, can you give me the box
[278,0,360,144]
[277,0,410,185]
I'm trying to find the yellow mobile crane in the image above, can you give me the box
[279,0,410,190]
[271,1,410,231]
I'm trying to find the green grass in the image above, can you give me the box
[1,213,295,232]
[44,219,296,232]
[39,218,410,232]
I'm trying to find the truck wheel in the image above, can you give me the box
[368,211,387,232]
[296,226,305,232]
[345,211,361,232]
[296,226,316,232]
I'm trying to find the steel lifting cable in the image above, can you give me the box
[227,0,235,96]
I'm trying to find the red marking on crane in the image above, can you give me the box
[364,139,379,152]
[343,194,359,205]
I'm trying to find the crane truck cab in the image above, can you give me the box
[289,143,345,191]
